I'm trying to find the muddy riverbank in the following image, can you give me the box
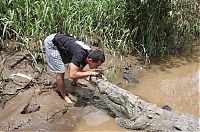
[0,48,199,131]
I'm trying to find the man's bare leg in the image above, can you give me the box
[56,73,72,103]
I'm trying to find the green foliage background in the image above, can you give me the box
[0,0,199,60]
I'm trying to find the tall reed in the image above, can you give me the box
[0,0,199,62]
[125,0,199,60]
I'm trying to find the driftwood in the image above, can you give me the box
[90,77,199,131]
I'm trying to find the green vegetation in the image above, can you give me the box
[0,0,199,62]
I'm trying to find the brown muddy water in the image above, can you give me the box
[74,58,199,131]
[74,108,126,131]
[112,58,199,117]
[130,61,199,117]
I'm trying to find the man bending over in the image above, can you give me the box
[45,33,105,103]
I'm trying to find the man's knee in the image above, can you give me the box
[56,73,65,81]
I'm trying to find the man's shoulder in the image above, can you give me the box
[53,34,77,49]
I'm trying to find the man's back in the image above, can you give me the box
[52,33,91,67]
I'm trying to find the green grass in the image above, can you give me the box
[0,0,199,63]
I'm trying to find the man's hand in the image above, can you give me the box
[94,69,104,75]
[90,71,100,76]
[91,69,107,80]
[84,71,99,82]
[69,63,99,79]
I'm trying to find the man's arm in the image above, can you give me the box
[69,63,98,79]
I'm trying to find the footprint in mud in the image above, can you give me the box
[21,102,40,114]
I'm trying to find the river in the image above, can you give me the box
[75,58,199,131]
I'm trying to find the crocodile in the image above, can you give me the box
[90,76,199,131]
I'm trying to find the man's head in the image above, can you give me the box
[86,49,105,69]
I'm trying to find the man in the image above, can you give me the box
[45,33,105,103]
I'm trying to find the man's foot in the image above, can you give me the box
[68,93,78,102]
[64,96,72,104]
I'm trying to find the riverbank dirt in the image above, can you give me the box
[0,44,199,131]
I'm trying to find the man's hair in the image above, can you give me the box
[88,49,105,63]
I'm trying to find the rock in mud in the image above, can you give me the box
[162,105,172,111]
[123,67,139,84]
